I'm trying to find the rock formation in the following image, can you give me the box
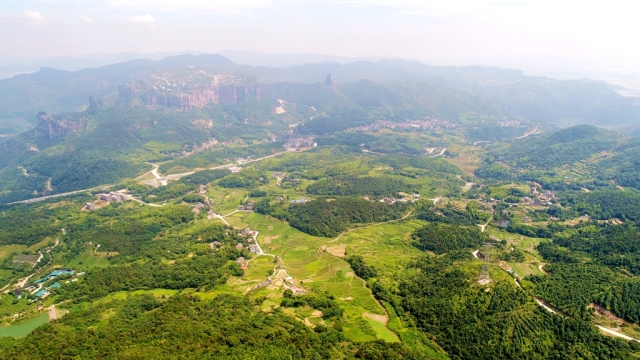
[325,74,334,86]
[118,68,261,110]
[89,95,107,108]
[37,112,86,139]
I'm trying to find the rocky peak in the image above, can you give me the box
[37,112,87,139]
[325,74,334,86]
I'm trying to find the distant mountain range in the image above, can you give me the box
[1,53,639,130]
[1,53,640,203]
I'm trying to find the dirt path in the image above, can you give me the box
[477,216,493,233]
[538,264,549,274]
[212,213,230,226]
[431,148,447,157]
[535,297,640,343]
[48,305,58,320]
[329,210,414,244]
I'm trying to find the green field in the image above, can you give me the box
[64,249,111,270]
[231,212,397,342]
[365,316,400,342]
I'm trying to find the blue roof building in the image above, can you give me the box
[47,269,74,278]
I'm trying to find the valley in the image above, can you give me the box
[1,54,640,358]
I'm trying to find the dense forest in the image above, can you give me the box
[64,204,194,255]
[491,125,618,170]
[412,223,491,254]
[563,190,640,221]
[256,196,411,237]
[0,294,424,359]
[530,262,640,323]
[306,176,418,198]
[385,256,639,359]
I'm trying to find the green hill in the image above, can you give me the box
[492,125,620,170]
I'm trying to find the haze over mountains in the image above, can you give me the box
[2,53,640,127]
[1,52,640,204]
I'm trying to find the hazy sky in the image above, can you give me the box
[1,0,638,77]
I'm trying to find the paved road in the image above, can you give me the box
[514,127,539,140]
[7,188,96,205]
[5,149,299,205]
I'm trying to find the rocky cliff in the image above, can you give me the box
[37,112,87,139]
[118,68,261,110]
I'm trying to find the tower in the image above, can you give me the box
[478,243,493,285]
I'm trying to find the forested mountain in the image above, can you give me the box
[2,54,640,130]
[0,58,509,203]
[491,125,619,170]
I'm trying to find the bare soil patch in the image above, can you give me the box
[591,303,627,326]
[262,235,279,244]
[498,261,512,272]
[324,244,347,257]
[304,317,315,328]
[363,312,388,324]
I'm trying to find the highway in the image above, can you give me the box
[4,149,298,206]
[7,188,99,205]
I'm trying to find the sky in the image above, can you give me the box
[1,0,639,82]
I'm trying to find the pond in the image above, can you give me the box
[0,313,49,338]
[495,219,510,228]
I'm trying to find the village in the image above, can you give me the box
[349,118,457,132]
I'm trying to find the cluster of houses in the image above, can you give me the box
[87,191,132,209]
[284,136,316,151]
[290,196,307,205]
[238,228,255,237]
[349,119,457,132]
[252,279,272,291]
[236,156,254,165]
[284,283,308,296]
[499,120,521,127]
[99,192,130,203]
[13,268,83,301]
[378,194,421,204]
[237,200,255,211]
[522,188,556,206]
[181,138,218,156]
[192,202,206,215]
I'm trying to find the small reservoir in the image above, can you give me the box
[0,313,50,338]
